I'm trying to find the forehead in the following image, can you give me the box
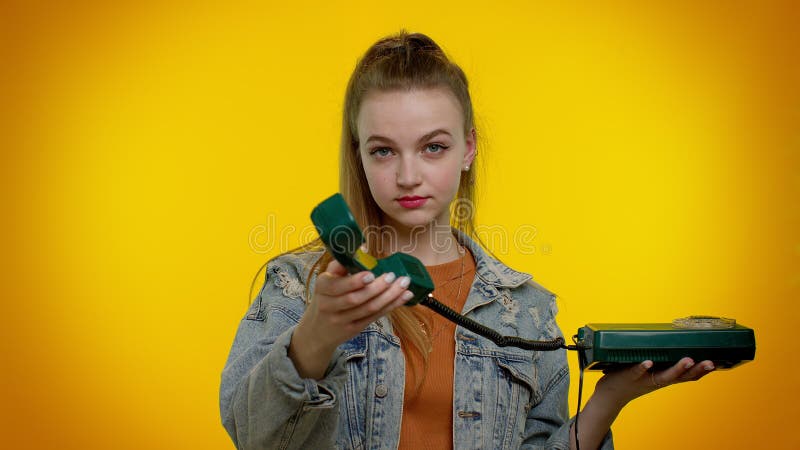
[356,87,464,140]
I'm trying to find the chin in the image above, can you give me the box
[381,206,419,222]
[386,210,442,231]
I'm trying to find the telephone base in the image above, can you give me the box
[576,322,756,371]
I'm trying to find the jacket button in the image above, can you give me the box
[374,384,388,398]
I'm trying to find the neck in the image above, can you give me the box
[378,221,462,266]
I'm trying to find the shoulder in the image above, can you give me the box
[268,250,324,283]
[482,255,560,328]
[474,250,556,307]
[460,231,556,305]
[516,278,557,308]
[245,250,324,321]
[265,250,325,300]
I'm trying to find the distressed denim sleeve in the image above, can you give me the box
[520,289,613,450]
[219,257,346,449]
[521,362,614,450]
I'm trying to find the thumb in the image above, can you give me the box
[326,259,348,276]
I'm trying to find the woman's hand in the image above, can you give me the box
[570,357,716,449]
[594,357,716,408]
[289,259,413,379]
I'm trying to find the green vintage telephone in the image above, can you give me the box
[310,193,756,370]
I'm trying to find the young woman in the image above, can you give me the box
[220,31,714,450]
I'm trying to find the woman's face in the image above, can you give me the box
[357,87,476,234]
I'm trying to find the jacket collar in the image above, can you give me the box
[453,228,532,288]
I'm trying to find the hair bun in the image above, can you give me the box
[401,32,441,52]
[378,30,442,60]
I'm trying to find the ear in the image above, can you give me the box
[462,128,477,168]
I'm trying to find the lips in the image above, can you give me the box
[397,196,429,209]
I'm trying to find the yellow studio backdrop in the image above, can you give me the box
[2,1,797,448]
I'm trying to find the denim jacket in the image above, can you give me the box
[220,232,614,449]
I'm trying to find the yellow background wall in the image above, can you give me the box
[3,1,797,448]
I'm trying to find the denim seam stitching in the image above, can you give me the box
[278,405,304,450]
[541,364,569,399]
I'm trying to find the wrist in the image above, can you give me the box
[295,321,337,357]
[588,384,630,413]
[289,321,337,379]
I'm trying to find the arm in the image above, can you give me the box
[522,354,715,450]
[569,357,716,450]
[219,259,345,449]
[522,285,619,450]
[220,257,412,449]
[520,350,614,450]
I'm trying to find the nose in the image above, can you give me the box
[396,154,422,188]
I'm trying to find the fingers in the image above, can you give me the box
[318,264,375,297]
[648,357,692,388]
[339,273,412,323]
[675,360,715,382]
[597,357,717,405]
[315,267,412,317]
[631,360,654,380]
[351,288,411,330]
[651,358,716,388]
[327,272,396,310]
[312,271,411,337]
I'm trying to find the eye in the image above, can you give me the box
[369,147,394,158]
[424,143,449,154]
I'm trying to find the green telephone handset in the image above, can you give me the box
[310,193,434,306]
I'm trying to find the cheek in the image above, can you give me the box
[363,165,392,197]
[429,166,462,194]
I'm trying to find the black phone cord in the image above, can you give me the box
[420,294,566,351]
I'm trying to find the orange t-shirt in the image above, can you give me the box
[398,248,476,450]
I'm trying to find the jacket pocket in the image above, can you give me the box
[492,354,541,449]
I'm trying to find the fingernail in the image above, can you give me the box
[398,276,410,288]
[362,273,375,284]
[401,291,414,301]
[383,272,396,283]
[705,363,715,371]
[641,361,653,370]
[685,361,694,369]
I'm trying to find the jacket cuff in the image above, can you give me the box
[265,326,343,409]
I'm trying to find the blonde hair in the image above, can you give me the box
[268,30,482,392]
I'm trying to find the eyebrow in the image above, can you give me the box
[364,129,452,146]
